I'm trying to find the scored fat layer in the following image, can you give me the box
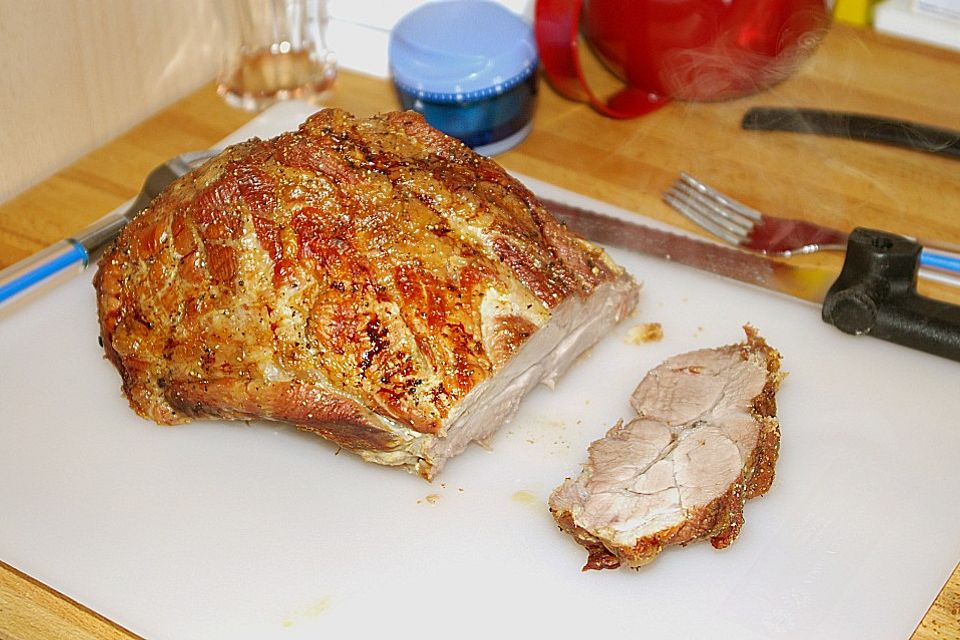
[97,109,622,436]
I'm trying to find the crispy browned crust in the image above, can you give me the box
[94,109,626,467]
[553,510,623,571]
[551,326,783,571]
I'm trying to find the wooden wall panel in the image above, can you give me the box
[0,0,225,203]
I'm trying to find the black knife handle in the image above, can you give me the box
[823,228,960,362]
[742,107,960,161]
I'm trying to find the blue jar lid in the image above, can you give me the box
[389,1,537,104]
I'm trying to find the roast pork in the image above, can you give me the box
[549,327,783,569]
[94,108,639,480]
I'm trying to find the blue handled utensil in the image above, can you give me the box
[0,150,218,314]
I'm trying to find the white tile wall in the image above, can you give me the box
[875,0,960,51]
[326,0,533,77]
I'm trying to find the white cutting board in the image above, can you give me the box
[2,102,959,640]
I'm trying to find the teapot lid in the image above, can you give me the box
[389,1,537,103]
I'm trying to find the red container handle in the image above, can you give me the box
[534,0,670,119]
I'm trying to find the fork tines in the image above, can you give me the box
[662,173,763,248]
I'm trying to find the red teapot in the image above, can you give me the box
[534,0,830,118]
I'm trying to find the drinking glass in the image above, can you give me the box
[217,0,337,111]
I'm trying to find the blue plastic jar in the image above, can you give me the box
[389,1,538,156]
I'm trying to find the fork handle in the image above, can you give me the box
[0,240,89,313]
[0,209,133,315]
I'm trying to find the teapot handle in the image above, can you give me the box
[534,0,670,119]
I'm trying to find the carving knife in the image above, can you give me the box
[542,198,960,362]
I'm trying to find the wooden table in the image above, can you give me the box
[1,23,958,639]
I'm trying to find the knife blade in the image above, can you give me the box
[543,198,836,303]
[542,197,960,362]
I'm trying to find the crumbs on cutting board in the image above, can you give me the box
[512,490,539,506]
[281,596,332,628]
[425,483,465,498]
[511,416,571,454]
[625,322,663,344]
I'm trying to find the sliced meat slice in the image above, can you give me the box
[549,327,783,570]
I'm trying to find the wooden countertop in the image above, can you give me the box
[1,23,958,639]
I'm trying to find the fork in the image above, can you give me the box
[663,173,960,286]
[0,149,219,313]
